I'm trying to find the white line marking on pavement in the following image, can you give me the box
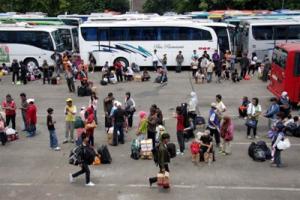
[232,142,300,146]
[207,186,300,192]
[0,183,32,186]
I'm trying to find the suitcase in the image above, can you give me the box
[77,86,86,97]
[107,128,113,145]
[51,77,57,85]
[0,132,7,145]
[134,75,142,82]
[97,145,112,164]
[6,128,18,142]
[167,143,176,158]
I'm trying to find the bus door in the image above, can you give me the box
[290,52,300,102]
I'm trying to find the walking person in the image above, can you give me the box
[69,133,96,186]
[47,108,60,151]
[264,97,280,130]
[64,98,77,143]
[26,99,37,137]
[206,59,215,83]
[11,59,20,84]
[20,61,27,85]
[149,133,171,187]
[152,49,159,71]
[175,51,184,73]
[248,52,258,75]
[191,50,199,77]
[246,97,262,139]
[220,116,234,155]
[174,106,185,155]
[1,94,16,130]
[88,52,96,73]
[65,66,75,93]
[148,107,158,148]
[124,92,136,128]
[161,54,167,71]
[85,107,96,147]
[112,102,127,146]
[240,53,250,79]
[103,93,115,130]
[89,92,99,125]
[114,60,123,82]
[19,93,28,131]
[271,122,285,168]
[208,103,221,148]
[42,60,50,84]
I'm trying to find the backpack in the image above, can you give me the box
[130,139,140,160]
[69,146,83,165]
[97,145,112,164]
[83,146,96,165]
[190,141,200,154]
[253,148,266,162]
[167,143,176,158]
[195,116,206,125]
[256,140,272,160]
[74,116,84,129]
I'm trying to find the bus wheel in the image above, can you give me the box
[114,57,129,68]
[24,58,39,69]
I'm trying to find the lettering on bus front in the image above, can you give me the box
[154,44,184,49]
[0,45,10,63]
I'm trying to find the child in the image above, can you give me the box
[47,108,60,151]
[190,139,200,164]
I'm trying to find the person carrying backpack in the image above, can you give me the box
[69,133,96,186]
[149,133,171,187]
[271,122,286,168]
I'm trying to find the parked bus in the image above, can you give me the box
[268,43,300,104]
[0,24,64,68]
[0,16,81,26]
[79,20,218,68]
[240,19,300,61]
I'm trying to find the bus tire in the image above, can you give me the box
[114,57,129,68]
[24,58,39,68]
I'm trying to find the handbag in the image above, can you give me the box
[277,138,291,150]
[245,119,257,128]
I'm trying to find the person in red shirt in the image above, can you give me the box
[174,106,185,155]
[114,61,123,82]
[26,99,37,137]
[1,94,16,130]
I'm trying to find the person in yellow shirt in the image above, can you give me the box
[64,98,77,143]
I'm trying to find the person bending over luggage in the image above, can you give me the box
[199,130,214,163]
[149,133,171,186]
[69,133,95,186]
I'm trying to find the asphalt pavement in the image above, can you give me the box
[0,71,300,200]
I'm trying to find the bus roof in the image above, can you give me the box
[0,25,59,32]
[277,43,300,52]
[241,19,300,26]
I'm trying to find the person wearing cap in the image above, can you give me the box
[64,98,77,143]
[1,94,17,130]
[19,93,28,131]
[208,102,221,148]
[112,102,127,146]
[47,108,60,151]
[149,133,171,187]
[271,122,285,168]
[264,97,280,129]
[26,99,37,137]
[104,93,115,130]
[279,91,291,118]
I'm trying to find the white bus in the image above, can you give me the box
[79,20,218,68]
[0,24,64,68]
[240,19,300,60]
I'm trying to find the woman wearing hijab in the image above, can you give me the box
[136,111,148,142]
[85,106,96,146]
[220,116,234,155]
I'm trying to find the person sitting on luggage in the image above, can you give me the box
[149,133,171,187]
[69,132,96,186]
[124,66,134,81]
[238,96,250,118]
[141,69,151,82]
[199,130,214,163]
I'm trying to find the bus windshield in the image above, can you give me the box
[272,47,288,69]
[72,27,79,52]
[58,29,72,51]
[51,30,64,52]
[210,26,229,53]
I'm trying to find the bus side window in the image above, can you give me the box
[295,53,300,76]
[288,25,300,40]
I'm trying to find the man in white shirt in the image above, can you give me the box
[216,94,226,116]
[152,49,159,71]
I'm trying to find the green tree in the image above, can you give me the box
[143,0,175,14]
[104,0,129,13]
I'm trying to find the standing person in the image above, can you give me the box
[0,113,7,145]
[65,67,75,93]
[206,59,215,83]
[114,61,123,82]
[148,107,158,148]
[51,51,62,75]
[191,50,199,77]
[89,92,99,125]
[19,93,28,131]
[264,97,280,130]
[124,92,136,128]
[26,99,37,137]
[246,97,262,139]
[11,59,19,84]
[175,51,184,73]
[88,52,96,73]
[188,91,199,117]
[20,61,27,85]
[262,58,271,82]
[64,98,77,143]
[161,54,167,71]
[85,108,96,147]
[216,94,227,118]
[239,96,250,118]
[69,133,95,186]
[212,50,220,69]
[248,52,258,75]
[103,93,115,130]
[152,49,159,71]
[136,111,148,142]
[279,91,291,118]
[174,106,185,155]
[47,108,60,151]
[240,53,250,79]
[271,122,285,168]
[208,103,221,148]
[42,60,50,84]
[149,133,171,187]
[112,102,127,146]
[151,104,163,125]
[1,94,16,130]
[220,116,234,155]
